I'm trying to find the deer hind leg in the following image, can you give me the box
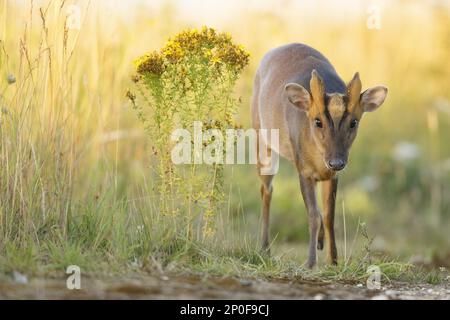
[318,218,325,251]
[259,173,274,252]
[257,136,275,252]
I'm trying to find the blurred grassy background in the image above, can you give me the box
[1,0,450,274]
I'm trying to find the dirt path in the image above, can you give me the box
[1,274,449,300]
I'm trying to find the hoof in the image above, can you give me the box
[304,259,317,270]
[328,259,338,266]
[261,247,271,256]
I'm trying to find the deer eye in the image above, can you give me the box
[315,118,323,128]
[350,119,358,129]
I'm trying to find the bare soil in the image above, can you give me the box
[1,274,449,300]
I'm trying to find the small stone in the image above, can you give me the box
[239,279,252,287]
[13,271,28,284]
[130,257,142,268]
[385,290,398,297]
[356,284,364,288]
[161,276,169,281]
[7,74,16,85]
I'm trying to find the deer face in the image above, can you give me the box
[285,70,388,172]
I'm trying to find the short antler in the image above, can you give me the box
[347,72,362,112]
[310,70,325,109]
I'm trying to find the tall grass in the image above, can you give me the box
[1,1,72,246]
[0,1,148,274]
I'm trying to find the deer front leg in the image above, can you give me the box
[322,178,338,265]
[299,175,321,269]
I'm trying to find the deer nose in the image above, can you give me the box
[328,159,346,171]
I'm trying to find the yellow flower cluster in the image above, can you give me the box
[161,40,185,63]
[135,51,165,76]
[216,44,250,73]
[135,27,250,76]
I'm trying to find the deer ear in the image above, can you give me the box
[360,86,388,112]
[285,83,311,111]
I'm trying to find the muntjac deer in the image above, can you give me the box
[252,43,388,268]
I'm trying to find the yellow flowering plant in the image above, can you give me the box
[130,27,250,240]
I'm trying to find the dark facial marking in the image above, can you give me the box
[338,111,350,129]
[323,105,335,131]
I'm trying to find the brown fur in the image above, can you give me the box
[252,43,388,268]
